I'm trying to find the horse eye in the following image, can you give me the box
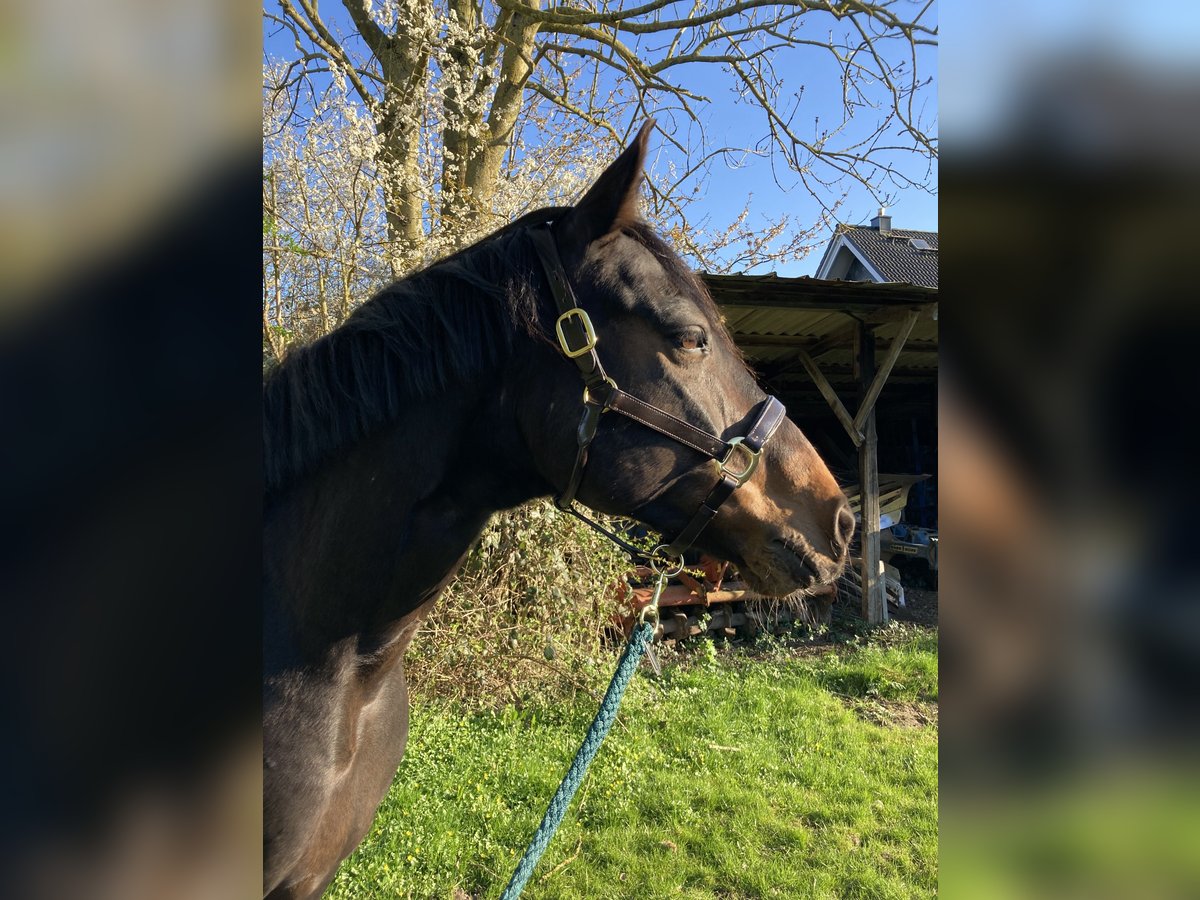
[676,328,708,353]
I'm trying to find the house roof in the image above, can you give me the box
[839,225,938,288]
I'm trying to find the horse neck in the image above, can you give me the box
[264,377,547,672]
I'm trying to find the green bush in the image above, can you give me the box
[405,500,640,707]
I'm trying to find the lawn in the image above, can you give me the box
[325,625,938,899]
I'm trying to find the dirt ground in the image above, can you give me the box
[849,696,939,729]
[894,586,938,627]
[847,582,938,728]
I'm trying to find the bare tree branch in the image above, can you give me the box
[277,0,379,114]
[264,0,937,357]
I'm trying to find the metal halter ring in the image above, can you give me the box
[582,375,618,406]
[638,604,660,627]
[648,544,684,577]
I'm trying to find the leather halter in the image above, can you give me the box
[528,224,787,564]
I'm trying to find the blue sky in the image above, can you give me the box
[641,32,938,275]
[265,2,937,276]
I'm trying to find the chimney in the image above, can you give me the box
[870,207,891,234]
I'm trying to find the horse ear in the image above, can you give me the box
[558,120,654,249]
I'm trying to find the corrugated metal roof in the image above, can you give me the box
[701,273,936,309]
[702,273,938,387]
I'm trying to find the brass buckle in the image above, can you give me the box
[717,437,761,486]
[555,308,597,358]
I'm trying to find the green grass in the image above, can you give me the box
[325,625,938,899]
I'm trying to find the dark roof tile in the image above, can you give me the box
[841,225,938,288]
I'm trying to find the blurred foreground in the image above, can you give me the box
[941,1,1200,895]
[1,2,261,899]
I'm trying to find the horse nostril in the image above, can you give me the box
[834,503,856,556]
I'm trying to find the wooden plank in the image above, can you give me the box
[852,310,919,435]
[699,588,750,603]
[794,347,864,447]
[857,321,888,625]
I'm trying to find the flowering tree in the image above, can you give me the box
[264,0,936,361]
[263,66,622,360]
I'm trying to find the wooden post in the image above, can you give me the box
[856,322,887,625]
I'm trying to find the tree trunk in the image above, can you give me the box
[317,266,331,335]
[438,0,479,245]
[374,0,434,277]
[466,4,541,219]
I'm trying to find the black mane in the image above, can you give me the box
[263,210,722,496]
[264,209,566,495]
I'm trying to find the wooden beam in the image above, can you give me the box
[751,336,936,382]
[799,321,859,360]
[793,347,863,446]
[862,303,938,324]
[768,374,936,388]
[735,333,860,351]
[702,274,938,311]
[857,322,887,625]
[754,321,858,380]
[772,382,937,396]
[765,365,935,382]
[875,337,937,354]
[748,355,936,386]
[852,311,919,435]
[718,298,910,312]
[780,401,936,420]
[731,333,814,348]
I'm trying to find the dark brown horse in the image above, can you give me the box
[263,123,852,899]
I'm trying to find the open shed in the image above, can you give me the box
[702,274,939,623]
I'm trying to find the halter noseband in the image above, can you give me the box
[528,224,786,566]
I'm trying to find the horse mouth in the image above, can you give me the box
[738,537,840,598]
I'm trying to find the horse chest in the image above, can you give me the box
[265,644,414,899]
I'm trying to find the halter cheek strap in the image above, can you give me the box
[662,398,785,557]
[528,224,787,564]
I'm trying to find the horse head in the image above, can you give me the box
[518,123,853,596]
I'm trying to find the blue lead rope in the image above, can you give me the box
[498,621,654,899]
